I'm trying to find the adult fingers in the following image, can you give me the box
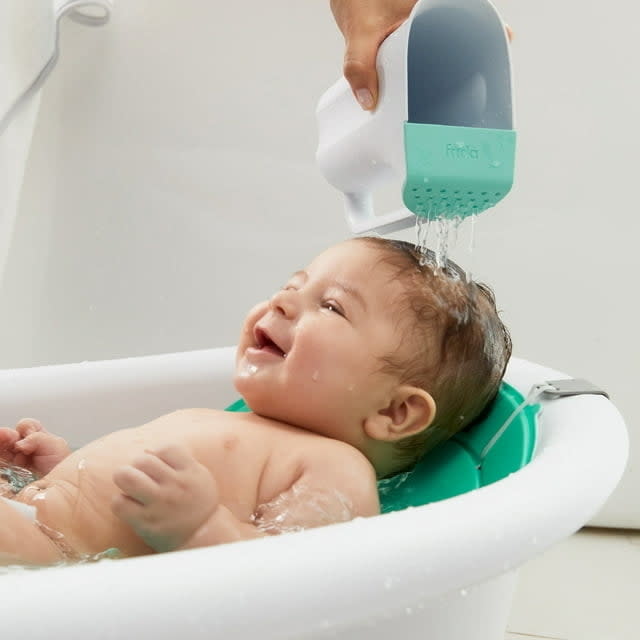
[343,34,379,110]
[506,24,514,42]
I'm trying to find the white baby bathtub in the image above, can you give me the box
[0,349,628,640]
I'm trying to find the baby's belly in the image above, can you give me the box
[16,470,152,558]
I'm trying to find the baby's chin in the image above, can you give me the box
[232,365,269,412]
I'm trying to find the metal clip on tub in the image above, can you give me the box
[479,379,609,462]
[540,379,610,400]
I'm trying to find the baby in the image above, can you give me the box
[0,237,511,567]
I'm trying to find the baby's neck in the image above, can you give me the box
[361,439,402,479]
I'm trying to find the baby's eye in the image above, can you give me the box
[322,300,346,318]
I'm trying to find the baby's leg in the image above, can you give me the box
[0,497,64,567]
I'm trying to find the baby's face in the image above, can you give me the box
[234,240,410,445]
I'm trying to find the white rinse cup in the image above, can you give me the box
[316,0,515,235]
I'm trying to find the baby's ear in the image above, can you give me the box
[364,386,436,443]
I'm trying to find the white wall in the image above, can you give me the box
[0,0,637,526]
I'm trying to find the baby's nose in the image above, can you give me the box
[269,289,299,319]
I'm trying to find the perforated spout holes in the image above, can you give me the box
[408,187,504,220]
[402,122,516,221]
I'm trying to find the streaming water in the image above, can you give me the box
[478,383,553,464]
[414,216,465,270]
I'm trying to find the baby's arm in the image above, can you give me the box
[178,447,380,551]
[0,419,71,475]
[112,443,379,553]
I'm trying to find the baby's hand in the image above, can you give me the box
[111,444,219,553]
[0,418,71,475]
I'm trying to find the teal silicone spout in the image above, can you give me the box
[316,0,516,235]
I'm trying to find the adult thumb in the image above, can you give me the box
[342,35,380,110]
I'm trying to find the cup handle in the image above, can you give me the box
[344,192,416,235]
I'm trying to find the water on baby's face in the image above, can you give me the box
[237,361,259,378]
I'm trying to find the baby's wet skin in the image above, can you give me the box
[4,408,378,564]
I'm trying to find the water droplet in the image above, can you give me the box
[460,588,468,597]
[312,371,320,382]
[238,362,259,378]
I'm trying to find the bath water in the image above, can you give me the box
[251,483,353,534]
[478,383,552,464]
[0,459,123,572]
[0,463,37,493]
[378,470,412,513]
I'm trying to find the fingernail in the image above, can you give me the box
[355,88,374,110]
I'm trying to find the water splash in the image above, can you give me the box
[251,484,353,534]
[0,463,37,494]
[414,216,464,270]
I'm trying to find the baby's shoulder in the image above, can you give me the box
[299,439,379,517]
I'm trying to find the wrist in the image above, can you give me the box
[179,505,265,550]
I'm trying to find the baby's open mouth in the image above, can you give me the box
[254,328,287,358]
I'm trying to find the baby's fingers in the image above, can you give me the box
[113,465,159,505]
[14,431,52,455]
[0,427,20,451]
[128,450,181,485]
[15,418,44,439]
[147,444,194,472]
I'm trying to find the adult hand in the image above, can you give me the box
[330,0,418,111]
[330,1,514,111]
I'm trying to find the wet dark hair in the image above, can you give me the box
[357,237,512,473]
